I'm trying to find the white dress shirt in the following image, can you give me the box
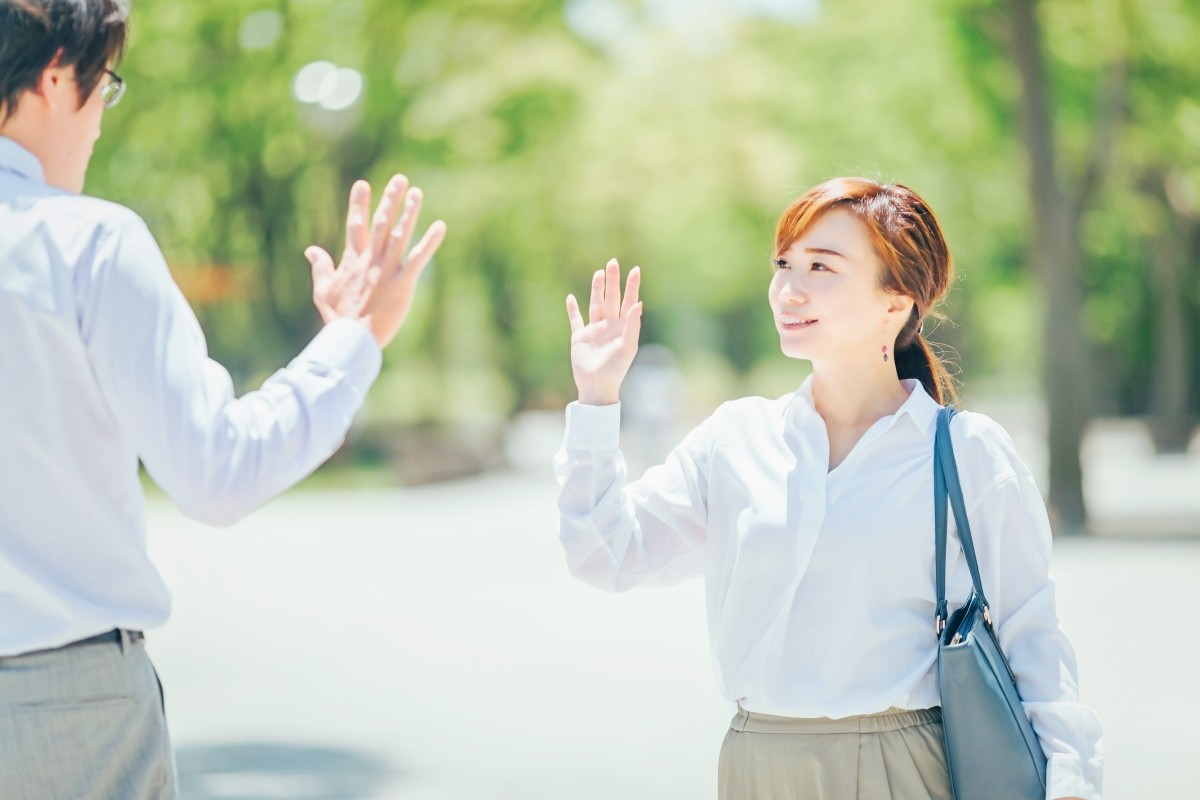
[556,376,1104,799]
[0,136,381,656]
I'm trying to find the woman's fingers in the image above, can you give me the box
[565,294,584,333]
[588,269,604,324]
[581,259,640,329]
[624,301,643,349]
[603,259,621,320]
[620,266,641,317]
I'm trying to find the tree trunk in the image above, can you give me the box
[1008,0,1090,532]
[1149,172,1196,452]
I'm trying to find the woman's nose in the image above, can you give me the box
[778,277,807,303]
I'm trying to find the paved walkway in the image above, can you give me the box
[144,456,1199,798]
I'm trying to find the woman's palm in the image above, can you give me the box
[565,259,643,405]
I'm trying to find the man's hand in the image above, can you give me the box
[306,175,447,348]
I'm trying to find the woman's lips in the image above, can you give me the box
[779,316,817,330]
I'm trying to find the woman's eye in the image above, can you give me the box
[811,262,829,272]
[771,258,789,271]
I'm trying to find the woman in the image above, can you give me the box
[555,178,1102,799]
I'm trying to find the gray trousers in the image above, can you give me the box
[719,706,953,800]
[0,630,177,799]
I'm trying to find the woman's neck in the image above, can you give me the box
[809,357,911,432]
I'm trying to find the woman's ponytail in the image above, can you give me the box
[894,308,956,406]
[896,335,955,406]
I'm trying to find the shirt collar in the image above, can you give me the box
[784,374,940,434]
[0,136,47,185]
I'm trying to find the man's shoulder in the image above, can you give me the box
[2,176,145,237]
[32,189,148,239]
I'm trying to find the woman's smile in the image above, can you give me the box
[778,314,818,330]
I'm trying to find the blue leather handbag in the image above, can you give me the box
[933,406,1048,800]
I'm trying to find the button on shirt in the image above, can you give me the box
[0,137,381,656]
[556,376,1103,799]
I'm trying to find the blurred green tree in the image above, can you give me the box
[83,0,1197,494]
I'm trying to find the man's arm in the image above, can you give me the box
[77,176,445,525]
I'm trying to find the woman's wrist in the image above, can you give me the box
[577,388,620,406]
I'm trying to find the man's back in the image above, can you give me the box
[1,3,445,795]
[0,137,171,655]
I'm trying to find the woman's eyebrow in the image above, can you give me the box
[803,247,846,259]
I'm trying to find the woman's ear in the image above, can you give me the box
[886,293,915,318]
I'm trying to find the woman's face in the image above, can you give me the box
[768,208,911,363]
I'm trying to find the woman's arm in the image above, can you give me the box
[960,421,1104,800]
[555,260,709,591]
[555,400,711,591]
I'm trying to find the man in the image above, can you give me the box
[0,1,446,796]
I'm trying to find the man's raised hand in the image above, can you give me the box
[306,175,447,348]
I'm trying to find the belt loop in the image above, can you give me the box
[118,628,130,654]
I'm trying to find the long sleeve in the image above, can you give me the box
[966,435,1104,800]
[554,401,711,592]
[77,216,382,526]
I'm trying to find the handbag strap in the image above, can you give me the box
[934,405,993,634]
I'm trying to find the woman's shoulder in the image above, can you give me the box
[715,392,794,418]
[707,392,796,432]
[948,407,1014,443]
[683,393,792,446]
[946,407,1026,488]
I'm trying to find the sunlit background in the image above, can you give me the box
[82,0,1200,796]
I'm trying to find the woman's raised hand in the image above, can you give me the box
[565,259,643,406]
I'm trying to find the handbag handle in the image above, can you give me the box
[934,406,993,634]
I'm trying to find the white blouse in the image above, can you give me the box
[555,377,1103,800]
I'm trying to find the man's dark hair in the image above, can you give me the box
[0,0,129,121]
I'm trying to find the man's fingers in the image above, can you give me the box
[306,246,336,322]
[344,180,371,258]
[620,266,641,317]
[604,258,621,320]
[370,175,409,260]
[587,269,604,324]
[386,187,424,271]
[565,294,584,333]
[306,245,334,286]
[399,218,446,280]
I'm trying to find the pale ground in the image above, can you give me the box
[143,411,1200,800]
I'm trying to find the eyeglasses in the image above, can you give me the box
[100,69,125,109]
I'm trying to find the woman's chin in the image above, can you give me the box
[779,344,814,361]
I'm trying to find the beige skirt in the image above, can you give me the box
[718,706,953,800]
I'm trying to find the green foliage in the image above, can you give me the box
[87,0,1198,431]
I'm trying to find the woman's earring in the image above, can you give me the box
[882,345,889,363]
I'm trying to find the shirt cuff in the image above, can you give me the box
[564,401,621,451]
[290,318,383,396]
[1046,752,1098,800]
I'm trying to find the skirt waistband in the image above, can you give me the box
[731,705,942,734]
